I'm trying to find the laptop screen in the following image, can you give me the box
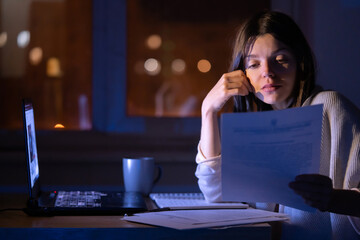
[23,101,39,189]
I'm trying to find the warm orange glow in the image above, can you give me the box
[197,59,211,73]
[171,59,186,74]
[0,32,7,48]
[29,47,43,65]
[146,34,162,50]
[54,123,65,129]
[47,57,62,77]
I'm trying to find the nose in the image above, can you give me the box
[261,60,275,78]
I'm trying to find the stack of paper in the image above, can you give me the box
[123,209,289,229]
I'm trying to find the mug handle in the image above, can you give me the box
[153,164,162,185]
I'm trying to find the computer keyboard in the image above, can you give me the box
[54,191,106,208]
[150,193,248,209]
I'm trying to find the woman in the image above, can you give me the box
[195,10,360,239]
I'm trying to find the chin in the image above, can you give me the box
[258,96,279,105]
[256,91,289,107]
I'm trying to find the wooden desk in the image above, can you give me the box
[0,193,271,240]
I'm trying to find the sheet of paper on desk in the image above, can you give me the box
[123,209,289,230]
[221,104,323,212]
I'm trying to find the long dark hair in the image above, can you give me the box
[231,11,316,112]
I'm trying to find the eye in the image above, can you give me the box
[246,61,260,69]
[277,58,287,64]
[275,55,290,68]
[275,55,288,63]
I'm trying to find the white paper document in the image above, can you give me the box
[123,209,289,230]
[221,105,323,211]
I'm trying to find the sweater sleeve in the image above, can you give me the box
[195,143,222,202]
[310,91,360,234]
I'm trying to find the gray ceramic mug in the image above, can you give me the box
[122,157,162,196]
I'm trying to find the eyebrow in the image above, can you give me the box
[245,47,290,59]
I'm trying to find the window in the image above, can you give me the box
[93,0,269,134]
[0,0,269,134]
[0,0,92,130]
[126,0,270,118]
[0,0,270,190]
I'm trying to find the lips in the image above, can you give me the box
[261,84,281,92]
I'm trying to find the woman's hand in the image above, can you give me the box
[289,174,360,217]
[199,70,253,158]
[289,174,333,211]
[202,70,253,115]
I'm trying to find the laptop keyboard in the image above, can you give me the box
[54,191,107,208]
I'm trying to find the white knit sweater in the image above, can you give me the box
[195,91,360,240]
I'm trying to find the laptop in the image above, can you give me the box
[22,99,147,216]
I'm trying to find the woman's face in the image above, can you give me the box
[245,34,297,110]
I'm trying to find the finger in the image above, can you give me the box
[224,70,246,80]
[223,79,251,96]
[226,81,251,93]
[228,79,253,94]
[227,87,249,97]
[295,174,332,185]
[292,189,331,201]
[289,181,332,195]
[224,71,253,93]
[292,175,333,192]
[226,82,243,89]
